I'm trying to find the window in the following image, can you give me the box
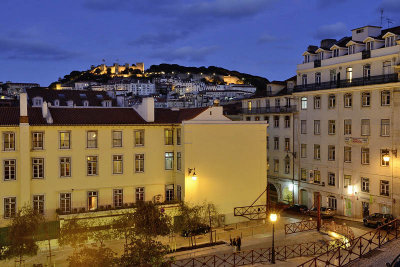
[32,132,44,150]
[381,149,390,166]
[344,119,352,135]
[380,180,389,196]
[87,156,98,175]
[255,116,260,121]
[3,132,15,151]
[348,44,355,55]
[87,131,98,148]
[328,94,336,109]
[363,64,371,80]
[177,185,182,201]
[333,49,339,57]
[314,170,320,183]
[300,168,307,181]
[284,158,290,174]
[346,67,353,82]
[4,160,16,181]
[165,152,174,170]
[275,98,281,107]
[33,195,44,214]
[60,193,71,214]
[344,175,351,188]
[135,154,144,172]
[314,144,320,160]
[164,129,173,145]
[247,101,252,110]
[381,119,390,136]
[177,129,182,145]
[301,97,307,110]
[366,41,372,51]
[32,158,44,179]
[60,157,71,177]
[135,187,145,202]
[273,159,279,172]
[265,99,270,107]
[361,119,370,136]
[301,144,307,158]
[383,61,392,75]
[314,120,320,135]
[59,131,70,149]
[4,197,16,218]
[274,116,279,128]
[113,155,123,174]
[344,94,352,108]
[302,75,307,86]
[318,52,324,60]
[315,72,321,85]
[328,145,335,161]
[177,152,181,171]
[328,173,335,186]
[361,177,369,192]
[330,69,337,83]
[166,184,174,202]
[328,120,336,135]
[284,138,290,151]
[113,189,123,208]
[266,136,269,149]
[134,130,144,146]
[274,137,279,150]
[246,117,251,121]
[386,36,395,47]
[381,91,390,106]
[301,120,307,134]
[328,196,337,210]
[314,96,321,109]
[361,148,370,165]
[284,116,290,128]
[344,146,351,163]
[362,92,370,107]
[88,191,98,211]
[112,131,122,147]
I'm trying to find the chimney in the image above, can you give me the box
[41,102,53,124]
[20,92,28,124]
[133,97,154,122]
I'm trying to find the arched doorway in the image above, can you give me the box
[268,183,278,203]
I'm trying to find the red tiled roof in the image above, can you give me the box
[0,106,209,126]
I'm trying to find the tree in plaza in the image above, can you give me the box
[112,211,135,246]
[67,244,116,267]
[58,217,90,250]
[5,205,44,266]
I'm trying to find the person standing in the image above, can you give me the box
[232,238,237,252]
[237,236,241,251]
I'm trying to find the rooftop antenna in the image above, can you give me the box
[386,18,394,28]
[380,9,384,27]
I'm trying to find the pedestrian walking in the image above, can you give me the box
[230,237,232,246]
[237,236,241,251]
[232,238,237,252]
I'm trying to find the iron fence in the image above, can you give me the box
[171,239,344,267]
[285,220,317,234]
[298,219,400,267]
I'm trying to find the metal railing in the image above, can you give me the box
[234,205,268,220]
[295,73,398,92]
[298,219,400,267]
[171,239,345,266]
[242,105,297,115]
[285,220,318,234]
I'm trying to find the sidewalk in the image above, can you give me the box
[333,214,363,223]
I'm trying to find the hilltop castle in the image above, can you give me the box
[90,62,144,75]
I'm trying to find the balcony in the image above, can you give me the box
[362,50,371,59]
[242,105,297,114]
[314,60,321,68]
[295,73,398,92]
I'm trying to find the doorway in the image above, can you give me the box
[362,202,369,218]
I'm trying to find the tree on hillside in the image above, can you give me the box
[5,206,44,266]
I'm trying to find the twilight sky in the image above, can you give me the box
[0,0,399,86]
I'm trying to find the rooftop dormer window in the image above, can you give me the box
[333,49,339,57]
[54,100,60,106]
[385,36,395,47]
[67,100,74,107]
[304,54,310,63]
[83,100,89,107]
[348,45,355,55]
[318,52,324,60]
[366,41,372,51]
[32,97,43,107]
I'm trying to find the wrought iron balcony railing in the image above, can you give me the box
[242,105,297,114]
[295,73,398,92]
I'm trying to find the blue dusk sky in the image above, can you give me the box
[0,0,399,86]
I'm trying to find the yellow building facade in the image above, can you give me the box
[0,94,267,226]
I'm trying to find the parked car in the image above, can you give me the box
[181,223,211,237]
[363,213,394,228]
[285,204,308,213]
[307,207,336,218]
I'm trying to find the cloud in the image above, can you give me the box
[151,45,219,62]
[130,31,189,47]
[314,22,347,39]
[258,34,278,43]
[379,0,400,13]
[0,38,78,61]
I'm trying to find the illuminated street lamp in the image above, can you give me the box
[383,154,390,163]
[188,168,197,181]
[270,213,277,264]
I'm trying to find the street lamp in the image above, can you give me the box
[270,213,277,264]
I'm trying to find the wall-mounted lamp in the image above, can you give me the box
[347,185,353,195]
[383,149,397,163]
[383,154,391,163]
[188,168,197,181]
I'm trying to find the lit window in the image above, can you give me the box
[88,191,98,211]
[87,156,98,175]
[135,154,144,173]
[33,195,44,215]
[32,132,44,150]
[328,94,336,108]
[284,138,290,152]
[301,97,307,110]
[380,180,389,196]
[177,152,181,171]
[3,132,15,151]
[59,131,71,149]
[165,152,174,170]
[313,170,320,183]
[164,129,173,145]
[112,131,122,147]
[344,146,351,163]
[344,119,351,135]
[301,168,307,181]
[346,67,353,83]
[177,129,182,145]
[328,145,335,161]
[361,177,369,192]
[344,175,351,188]
[166,184,174,202]
[328,173,335,186]
[113,155,123,174]
[328,196,337,210]
[60,157,71,177]
[314,144,320,160]
[87,131,98,148]
[134,130,144,146]
[381,149,390,166]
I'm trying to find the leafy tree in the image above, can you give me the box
[67,244,116,267]
[132,201,171,238]
[5,205,44,266]
[112,212,135,246]
[58,217,90,250]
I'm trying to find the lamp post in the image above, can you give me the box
[270,213,277,264]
